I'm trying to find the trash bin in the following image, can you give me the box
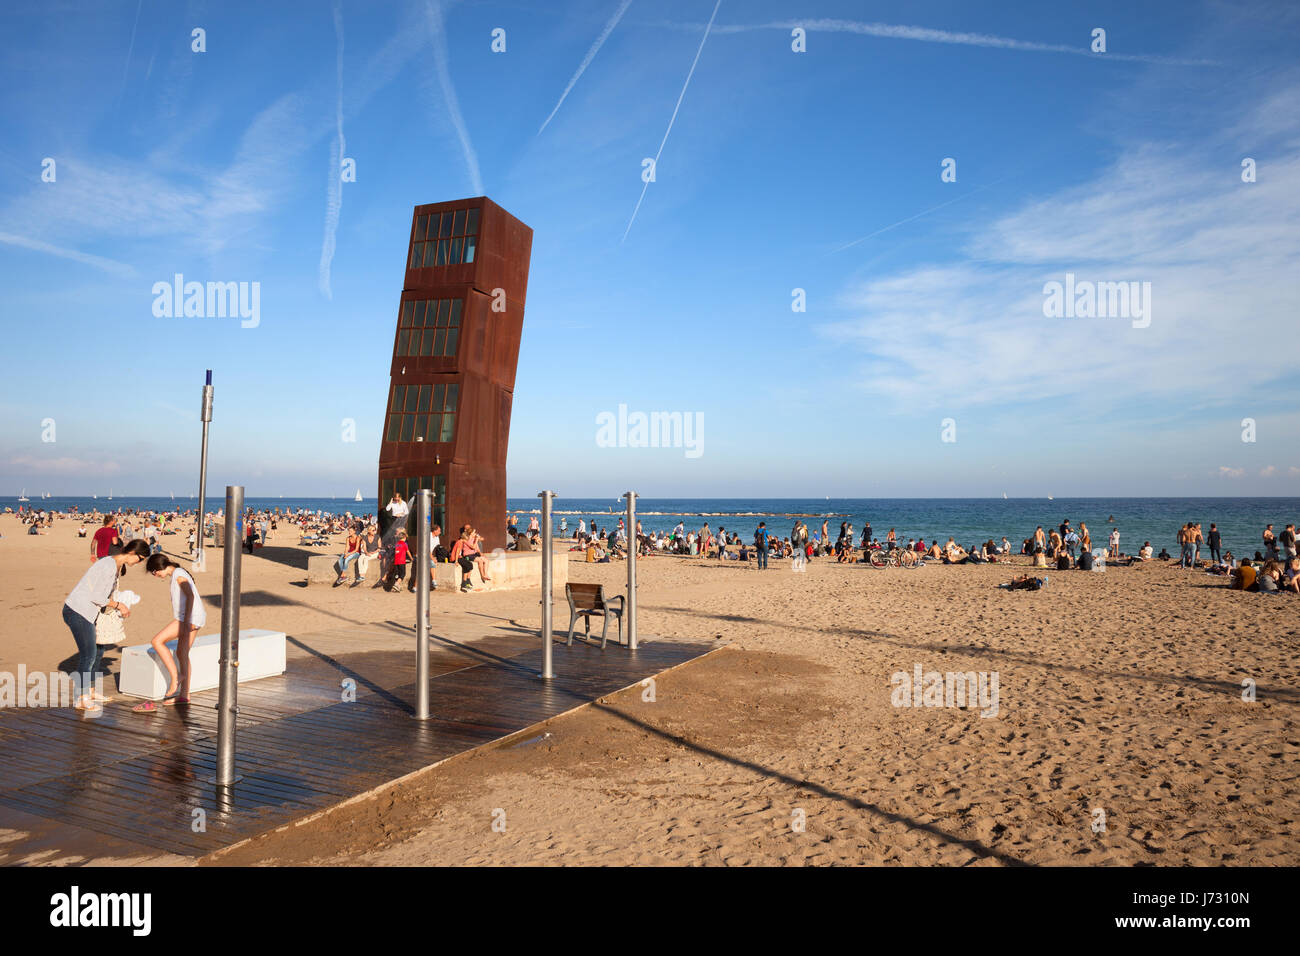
[214,522,225,548]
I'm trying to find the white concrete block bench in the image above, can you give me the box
[433,550,569,592]
[306,553,343,584]
[118,629,287,700]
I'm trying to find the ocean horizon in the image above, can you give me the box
[13,495,1298,555]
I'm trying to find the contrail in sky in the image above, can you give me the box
[318,0,345,298]
[115,0,144,116]
[426,0,483,194]
[623,0,722,243]
[694,18,1217,66]
[538,0,634,135]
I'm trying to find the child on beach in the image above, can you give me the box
[132,554,207,713]
[388,530,410,591]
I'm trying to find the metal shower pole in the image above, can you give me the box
[624,491,638,649]
[214,485,243,786]
[539,490,555,679]
[414,488,431,719]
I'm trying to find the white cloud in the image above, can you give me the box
[1261,465,1277,477]
[8,455,122,476]
[819,113,1300,417]
[1219,466,1245,478]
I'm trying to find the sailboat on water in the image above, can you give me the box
[354,489,363,502]
[1002,492,1008,499]
[18,489,28,501]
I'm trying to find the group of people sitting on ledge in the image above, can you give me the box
[334,509,494,594]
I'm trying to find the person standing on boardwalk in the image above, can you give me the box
[63,540,151,712]
[132,554,208,712]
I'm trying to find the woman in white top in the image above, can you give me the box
[132,554,207,713]
[62,539,151,712]
[386,492,409,520]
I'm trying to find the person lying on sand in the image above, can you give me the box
[1000,575,1048,591]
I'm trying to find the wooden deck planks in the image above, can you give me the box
[0,631,715,857]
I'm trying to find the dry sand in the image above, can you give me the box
[2,513,1297,865]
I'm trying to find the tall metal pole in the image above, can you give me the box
[195,370,213,572]
[214,485,243,786]
[624,491,638,649]
[414,489,431,719]
[539,490,555,679]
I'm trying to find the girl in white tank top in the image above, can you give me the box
[131,554,208,713]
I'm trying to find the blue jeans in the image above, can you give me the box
[757,546,768,570]
[1181,543,1194,567]
[337,552,360,578]
[63,604,101,681]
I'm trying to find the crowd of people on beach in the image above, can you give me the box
[18,498,1300,714]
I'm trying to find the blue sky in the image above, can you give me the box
[1,0,1297,498]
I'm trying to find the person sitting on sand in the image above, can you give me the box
[1137,542,1153,561]
[1256,561,1283,593]
[1282,557,1300,594]
[927,541,943,560]
[1230,559,1257,592]
[132,554,207,713]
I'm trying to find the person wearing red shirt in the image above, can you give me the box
[387,530,410,592]
[90,516,120,565]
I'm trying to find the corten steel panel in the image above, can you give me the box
[379,197,532,551]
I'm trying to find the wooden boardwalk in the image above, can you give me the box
[0,625,715,859]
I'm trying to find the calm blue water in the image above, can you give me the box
[511,498,1298,555]
[12,496,1298,555]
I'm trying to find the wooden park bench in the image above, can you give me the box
[565,583,626,649]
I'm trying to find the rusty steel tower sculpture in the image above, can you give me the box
[378,197,532,548]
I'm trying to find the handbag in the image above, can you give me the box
[95,589,128,645]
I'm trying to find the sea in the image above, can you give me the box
[12,496,1299,556]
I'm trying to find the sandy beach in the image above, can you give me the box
[1,511,1296,866]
